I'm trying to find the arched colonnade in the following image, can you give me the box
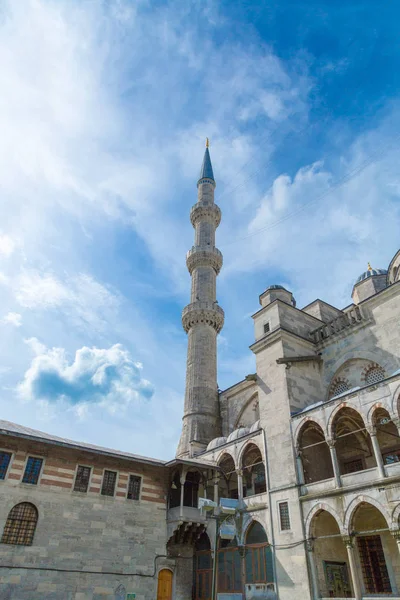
[305,498,400,599]
[295,398,400,487]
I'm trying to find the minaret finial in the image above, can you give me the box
[206,137,209,148]
[368,262,372,271]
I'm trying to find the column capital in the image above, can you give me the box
[392,417,400,429]
[326,437,336,448]
[391,529,400,542]
[306,539,315,553]
[366,424,377,436]
[342,535,355,548]
[235,469,243,477]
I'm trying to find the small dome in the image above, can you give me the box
[266,284,286,291]
[355,268,387,284]
[249,420,261,433]
[226,427,249,443]
[206,437,227,451]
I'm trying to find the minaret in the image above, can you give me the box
[176,140,224,458]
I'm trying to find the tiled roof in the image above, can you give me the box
[0,420,165,466]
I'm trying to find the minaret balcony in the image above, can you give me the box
[182,302,225,333]
[190,202,221,228]
[186,246,223,275]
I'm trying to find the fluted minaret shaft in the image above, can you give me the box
[176,146,224,458]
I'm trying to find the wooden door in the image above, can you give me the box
[157,569,173,600]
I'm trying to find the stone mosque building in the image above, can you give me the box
[1,144,400,600]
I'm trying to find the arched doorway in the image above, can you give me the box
[157,569,173,600]
[194,533,212,600]
[310,510,352,598]
[351,502,399,594]
[244,521,274,592]
[298,421,334,483]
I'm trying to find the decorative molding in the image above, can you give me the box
[186,246,223,275]
[190,203,221,228]
[182,302,225,334]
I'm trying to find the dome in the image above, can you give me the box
[206,437,227,451]
[266,284,286,291]
[226,427,250,443]
[249,420,261,433]
[355,268,387,284]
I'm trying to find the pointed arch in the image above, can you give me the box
[234,393,259,429]
[294,415,327,447]
[392,503,400,527]
[344,496,393,533]
[305,502,345,537]
[327,401,365,440]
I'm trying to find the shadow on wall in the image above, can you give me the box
[273,555,295,590]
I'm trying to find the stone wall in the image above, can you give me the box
[0,436,169,600]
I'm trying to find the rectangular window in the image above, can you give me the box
[22,457,43,485]
[101,470,117,497]
[263,323,270,334]
[279,501,291,531]
[0,451,12,480]
[74,465,91,493]
[358,535,392,593]
[127,475,141,500]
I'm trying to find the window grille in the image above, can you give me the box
[22,457,43,485]
[263,323,270,334]
[74,465,91,493]
[0,452,12,480]
[101,470,117,496]
[365,366,385,385]
[127,475,141,500]
[279,502,291,531]
[329,381,350,398]
[358,535,392,593]
[1,502,38,545]
[343,458,363,474]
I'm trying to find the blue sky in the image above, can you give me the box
[0,0,400,459]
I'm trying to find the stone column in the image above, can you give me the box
[295,446,305,486]
[327,439,342,488]
[343,536,362,600]
[368,426,386,478]
[179,470,187,518]
[306,539,320,600]
[236,469,243,501]
[213,471,219,505]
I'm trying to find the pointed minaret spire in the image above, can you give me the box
[198,139,214,183]
[176,142,224,458]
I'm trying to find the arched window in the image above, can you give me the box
[218,454,238,499]
[298,421,334,483]
[242,444,266,496]
[245,522,274,588]
[1,502,38,546]
[329,380,350,399]
[365,366,385,386]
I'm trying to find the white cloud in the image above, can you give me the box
[18,340,154,414]
[0,235,15,257]
[2,312,22,327]
[12,271,120,333]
